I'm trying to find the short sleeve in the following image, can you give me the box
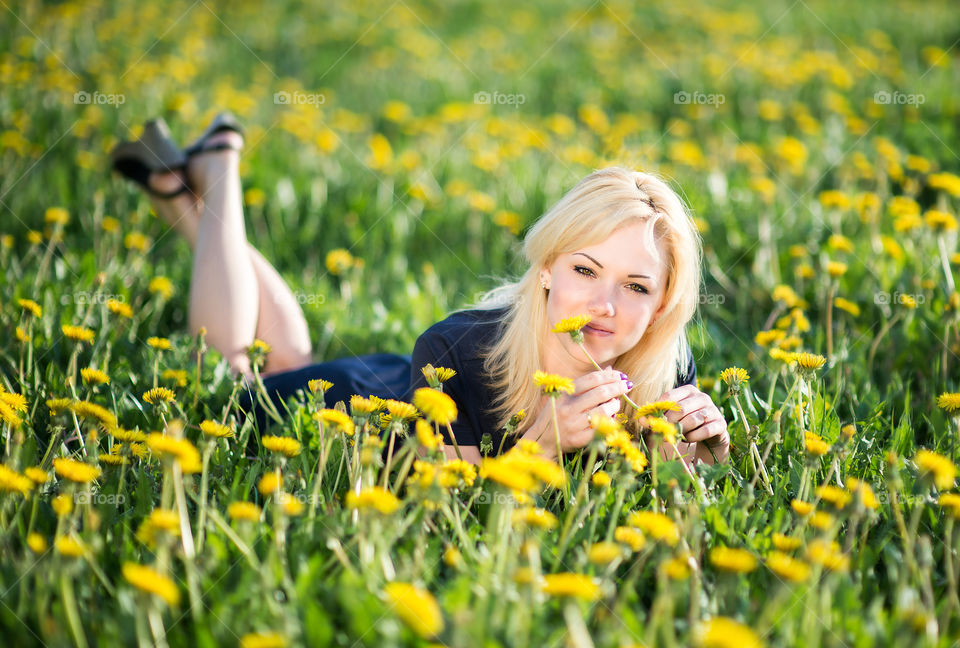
[408,329,481,448]
[675,345,698,388]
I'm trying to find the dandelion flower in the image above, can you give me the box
[55,535,84,558]
[766,551,811,583]
[719,367,749,390]
[662,554,692,580]
[552,314,592,343]
[200,420,234,438]
[142,387,176,406]
[52,494,73,516]
[591,471,612,488]
[228,501,262,522]
[412,388,458,425]
[709,546,758,573]
[325,249,355,275]
[511,507,558,530]
[0,464,33,494]
[278,492,304,516]
[794,352,826,372]
[825,261,848,277]
[846,477,879,509]
[61,324,95,344]
[806,539,849,572]
[614,526,646,552]
[145,433,201,473]
[17,299,42,318]
[239,632,287,648]
[588,541,623,565]
[645,417,679,445]
[937,392,960,416]
[540,573,601,601]
[80,368,110,385]
[635,400,681,417]
[532,371,575,396]
[415,419,443,451]
[0,401,22,427]
[478,457,537,492]
[307,379,333,394]
[790,499,814,516]
[694,616,764,648]
[627,510,680,546]
[26,533,48,554]
[315,409,355,435]
[258,472,282,496]
[349,396,378,417]
[24,466,49,485]
[915,449,957,489]
[815,484,852,509]
[833,297,860,317]
[53,457,101,483]
[803,430,831,456]
[106,299,132,318]
[122,563,180,606]
[383,582,444,639]
[148,276,174,299]
[346,486,401,515]
[262,435,302,458]
[385,399,419,422]
[771,533,802,551]
[70,401,118,429]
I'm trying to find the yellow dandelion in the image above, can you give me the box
[815,484,852,509]
[325,249,355,275]
[479,457,537,492]
[61,324,95,344]
[307,379,333,394]
[146,336,171,351]
[809,511,834,529]
[791,499,814,516]
[511,507,558,530]
[258,472,282,496]
[55,535,85,558]
[412,388,458,426]
[614,526,646,552]
[53,457,101,483]
[587,541,623,565]
[591,470,612,488]
[635,400,681,418]
[627,510,680,546]
[142,387,176,406]
[694,616,764,648]
[122,563,180,606]
[915,449,957,490]
[277,492,304,516]
[24,466,49,485]
[804,430,831,456]
[825,261,848,278]
[315,408,356,436]
[228,501,262,522]
[17,298,42,318]
[645,417,679,445]
[0,464,34,495]
[755,329,786,347]
[383,582,444,639]
[937,392,960,415]
[199,420,234,438]
[161,369,188,387]
[766,551,811,583]
[262,435,302,458]
[145,433,201,473]
[106,299,132,318]
[532,371,575,396]
[772,533,802,552]
[239,632,287,648]
[26,533,48,554]
[540,573,601,601]
[794,352,826,372]
[662,554,692,580]
[148,276,174,299]
[719,367,749,388]
[552,315,592,342]
[70,400,118,429]
[806,539,849,572]
[385,399,419,422]
[52,494,73,516]
[415,419,443,451]
[346,486,401,515]
[80,367,110,385]
[833,297,860,317]
[709,546,758,573]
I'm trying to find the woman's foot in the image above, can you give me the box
[146,168,201,245]
[187,130,245,191]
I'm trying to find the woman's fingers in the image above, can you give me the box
[683,419,728,444]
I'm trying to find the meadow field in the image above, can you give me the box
[2,0,960,645]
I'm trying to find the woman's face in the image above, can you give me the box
[540,220,668,373]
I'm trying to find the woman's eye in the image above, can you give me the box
[574,265,595,277]
[628,283,649,295]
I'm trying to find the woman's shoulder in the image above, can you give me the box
[414,305,509,362]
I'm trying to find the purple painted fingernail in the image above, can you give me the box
[619,372,628,380]
[626,381,634,389]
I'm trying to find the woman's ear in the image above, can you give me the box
[539,268,552,290]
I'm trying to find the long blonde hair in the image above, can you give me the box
[470,167,702,433]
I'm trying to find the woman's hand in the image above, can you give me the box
[657,384,729,465]
[522,367,631,459]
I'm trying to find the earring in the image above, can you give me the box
[541,280,548,289]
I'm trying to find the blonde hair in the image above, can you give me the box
[470,167,702,433]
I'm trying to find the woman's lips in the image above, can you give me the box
[584,324,613,336]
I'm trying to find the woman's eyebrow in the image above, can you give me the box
[573,252,652,280]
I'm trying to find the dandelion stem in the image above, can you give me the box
[60,572,88,648]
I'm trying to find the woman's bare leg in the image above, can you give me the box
[146,136,312,377]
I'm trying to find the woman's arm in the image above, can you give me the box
[442,444,484,465]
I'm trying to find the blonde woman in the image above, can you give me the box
[111,114,728,468]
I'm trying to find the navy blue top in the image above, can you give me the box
[241,306,697,454]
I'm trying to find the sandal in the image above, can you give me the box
[184,112,245,157]
[109,118,191,199]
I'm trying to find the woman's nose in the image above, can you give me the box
[588,295,615,317]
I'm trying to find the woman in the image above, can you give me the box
[111,114,729,468]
